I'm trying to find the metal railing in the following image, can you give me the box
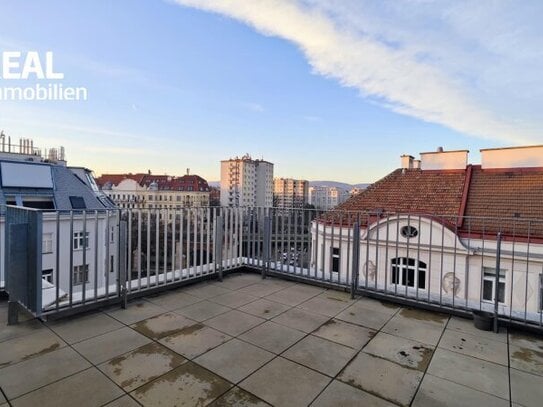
[2,205,543,331]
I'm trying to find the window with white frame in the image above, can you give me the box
[482,267,506,303]
[331,247,340,273]
[73,264,89,285]
[73,231,89,250]
[42,233,53,254]
[42,269,53,283]
[391,257,427,289]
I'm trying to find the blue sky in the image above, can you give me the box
[0,0,542,183]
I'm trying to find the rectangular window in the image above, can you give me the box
[110,255,115,273]
[69,196,86,209]
[482,267,506,303]
[331,247,340,273]
[42,233,53,254]
[73,264,89,285]
[42,269,53,283]
[73,231,89,250]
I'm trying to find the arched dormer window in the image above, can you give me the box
[391,257,426,289]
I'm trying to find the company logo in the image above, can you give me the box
[0,51,88,101]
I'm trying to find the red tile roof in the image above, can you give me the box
[330,165,543,239]
[96,173,210,192]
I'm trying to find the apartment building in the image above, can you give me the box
[313,145,543,318]
[308,185,350,210]
[96,171,210,209]
[220,154,273,207]
[273,178,309,208]
[0,137,116,298]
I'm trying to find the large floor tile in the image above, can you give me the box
[11,368,123,407]
[381,308,448,346]
[0,347,91,400]
[237,282,285,298]
[0,319,44,343]
[412,373,509,407]
[145,291,201,310]
[47,312,123,344]
[283,335,356,377]
[72,327,151,364]
[213,273,262,290]
[355,297,401,316]
[335,302,393,330]
[0,329,65,367]
[175,300,231,322]
[209,386,270,406]
[240,357,330,407]
[272,308,329,333]
[312,380,396,407]
[439,328,508,365]
[510,343,543,376]
[510,368,543,407]
[264,285,323,306]
[447,316,507,343]
[338,352,423,407]
[131,361,232,406]
[364,332,434,371]
[239,321,306,354]
[183,282,232,299]
[98,342,186,392]
[297,294,353,317]
[131,312,196,339]
[204,310,265,336]
[312,319,375,349]
[159,323,231,359]
[194,338,274,383]
[103,395,141,407]
[427,348,509,399]
[106,300,165,324]
[210,291,258,308]
[238,298,291,319]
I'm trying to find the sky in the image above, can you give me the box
[0,0,542,183]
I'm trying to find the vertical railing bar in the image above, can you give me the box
[127,210,132,293]
[384,214,390,294]
[206,207,211,273]
[94,210,99,301]
[155,209,160,286]
[494,232,502,333]
[69,211,73,307]
[524,222,531,323]
[479,219,486,311]
[452,218,458,309]
[509,220,517,321]
[137,210,142,290]
[439,216,445,305]
[394,214,400,296]
[365,213,370,289]
[55,212,60,310]
[428,216,433,303]
[82,211,87,305]
[105,211,110,298]
[171,209,176,282]
[146,209,151,287]
[200,207,204,274]
[346,214,351,287]
[163,209,168,284]
[375,213,381,291]
[405,214,410,298]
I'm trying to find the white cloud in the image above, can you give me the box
[242,102,265,112]
[172,0,543,144]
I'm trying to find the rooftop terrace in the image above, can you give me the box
[1,272,542,407]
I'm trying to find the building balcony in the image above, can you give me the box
[1,205,543,406]
[2,271,542,406]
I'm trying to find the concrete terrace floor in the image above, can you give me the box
[1,273,543,407]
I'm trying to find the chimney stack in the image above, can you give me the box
[401,155,414,170]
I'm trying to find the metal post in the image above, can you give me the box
[262,216,272,279]
[119,218,128,309]
[214,215,224,282]
[494,232,502,333]
[351,220,361,299]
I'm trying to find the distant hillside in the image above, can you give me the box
[309,181,371,190]
[208,180,371,190]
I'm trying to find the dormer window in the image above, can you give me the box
[400,225,418,238]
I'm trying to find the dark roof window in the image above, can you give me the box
[70,196,86,209]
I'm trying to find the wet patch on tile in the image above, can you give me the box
[99,342,186,391]
[131,312,195,340]
[399,308,448,324]
[131,362,232,406]
[210,387,270,406]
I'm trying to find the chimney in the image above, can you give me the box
[401,155,414,169]
[480,145,543,169]
[186,168,190,175]
[420,149,469,170]
[413,159,421,169]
